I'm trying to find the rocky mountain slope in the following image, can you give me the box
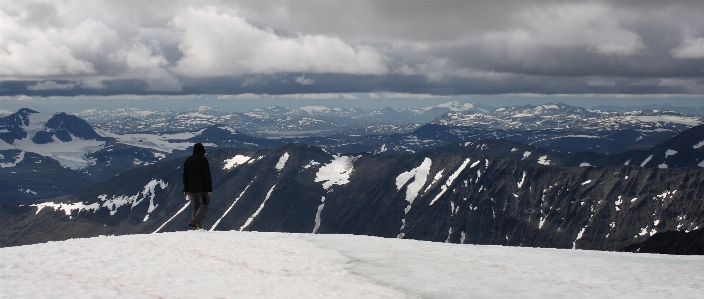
[2,144,702,253]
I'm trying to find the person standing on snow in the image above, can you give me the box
[183,143,213,229]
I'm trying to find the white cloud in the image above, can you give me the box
[483,3,644,57]
[171,6,388,77]
[671,36,704,59]
[27,81,76,90]
[109,43,182,92]
[399,59,511,83]
[294,75,314,85]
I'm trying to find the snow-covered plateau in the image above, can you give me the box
[1,231,702,298]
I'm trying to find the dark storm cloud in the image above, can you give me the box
[1,0,703,97]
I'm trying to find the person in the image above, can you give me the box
[183,143,213,229]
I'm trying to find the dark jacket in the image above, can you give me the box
[183,143,213,193]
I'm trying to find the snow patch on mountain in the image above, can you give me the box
[223,155,251,170]
[665,149,677,158]
[2,130,105,169]
[395,158,432,201]
[537,155,550,165]
[315,155,358,190]
[0,151,24,168]
[634,115,701,126]
[522,151,531,160]
[276,153,289,171]
[96,129,205,153]
[31,201,100,219]
[694,140,704,149]
[97,179,168,219]
[396,158,433,238]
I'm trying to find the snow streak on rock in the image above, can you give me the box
[153,201,190,234]
[211,181,253,231]
[240,185,276,231]
[315,155,357,190]
[517,171,526,189]
[396,157,432,238]
[313,196,326,234]
[640,155,653,167]
[430,158,471,206]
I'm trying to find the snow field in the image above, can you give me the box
[2,232,703,299]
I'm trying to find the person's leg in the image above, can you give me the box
[193,193,209,228]
[189,193,202,228]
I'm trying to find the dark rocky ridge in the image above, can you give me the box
[621,228,704,255]
[1,144,702,254]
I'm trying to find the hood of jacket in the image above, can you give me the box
[192,143,206,156]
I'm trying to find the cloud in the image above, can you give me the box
[1,1,703,97]
[483,3,644,57]
[294,75,314,85]
[671,36,704,59]
[27,81,76,90]
[171,6,388,77]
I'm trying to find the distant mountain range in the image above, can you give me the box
[2,143,702,254]
[2,104,704,204]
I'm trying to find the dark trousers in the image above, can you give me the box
[190,192,210,227]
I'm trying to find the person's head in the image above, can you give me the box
[193,143,206,156]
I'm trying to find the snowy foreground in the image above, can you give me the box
[2,232,703,298]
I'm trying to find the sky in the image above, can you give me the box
[1,0,704,112]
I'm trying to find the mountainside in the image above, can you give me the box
[2,144,702,253]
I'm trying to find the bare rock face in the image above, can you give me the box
[621,228,704,255]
